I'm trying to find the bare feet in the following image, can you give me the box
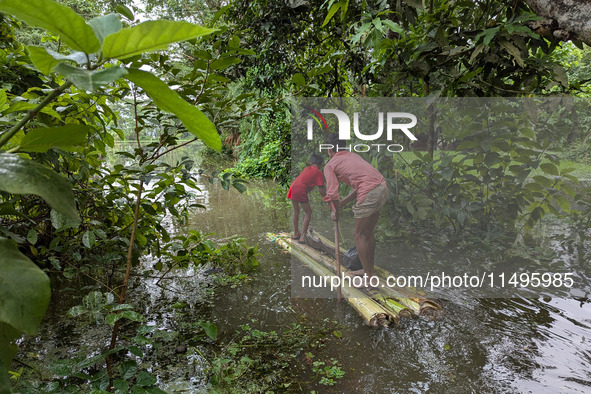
[292,233,301,240]
[346,269,365,277]
[298,237,306,244]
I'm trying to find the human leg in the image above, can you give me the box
[353,210,381,278]
[292,200,301,239]
[299,202,312,243]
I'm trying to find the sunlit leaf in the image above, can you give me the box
[0,0,99,53]
[102,20,217,60]
[88,14,122,44]
[115,4,134,21]
[125,69,220,151]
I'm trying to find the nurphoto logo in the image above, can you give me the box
[306,108,418,153]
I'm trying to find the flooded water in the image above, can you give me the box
[178,178,591,393]
[16,148,591,392]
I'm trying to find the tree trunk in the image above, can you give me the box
[523,0,591,44]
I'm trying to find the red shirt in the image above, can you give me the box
[288,165,325,202]
[323,151,385,205]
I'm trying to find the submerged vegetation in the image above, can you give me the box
[0,0,590,392]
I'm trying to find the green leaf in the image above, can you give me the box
[533,175,553,188]
[382,19,403,34]
[3,102,62,120]
[212,4,230,24]
[129,346,143,357]
[54,64,128,92]
[469,43,485,64]
[19,125,91,153]
[82,230,95,248]
[136,371,157,387]
[0,238,50,333]
[476,26,499,46]
[1,363,11,394]
[105,313,121,326]
[0,152,79,220]
[232,181,247,193]
[291,73,305,86]
[27,229,38,245]
[209,56,241,70]
[125,69,220,151]
[119,360,137,380]
[540,163,559,176]
[200,321,217,340]
[106,310,145,326]
[88,14,123,44]
[102,20,217,60]
[553,65,568,87]
[553,194,570,212]
[115,4,134,21]
[27,46,87,75]
[499,40,524,67]
[322,1,343,27]
[0,90,7,112]
[51,209,80,230]
[0,0,99,53]
[0,322,19,370]
[113,379,130,393]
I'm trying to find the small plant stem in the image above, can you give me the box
[106,179,144,384]
[0,81,73,149]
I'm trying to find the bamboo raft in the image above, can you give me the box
[267,231,441,327]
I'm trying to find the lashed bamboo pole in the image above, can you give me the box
[307,230,442,314]
[269,234,392,327]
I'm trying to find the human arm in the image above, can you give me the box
[339,190,357,206]
[323,165,340,220]
[329,199,340,221]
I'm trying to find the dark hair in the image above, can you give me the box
[324,133,346,153]
[309,153,323,166]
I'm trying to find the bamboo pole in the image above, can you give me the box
[334,219,342,300]
[269,233,392,327]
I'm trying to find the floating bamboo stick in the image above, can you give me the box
[276,234,415,321]
[268,233,392,327]
[307,230,442,315]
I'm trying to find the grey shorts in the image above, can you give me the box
[352,182,388,219]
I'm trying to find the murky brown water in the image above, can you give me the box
[185,178,591,393]
[15,145,591,392]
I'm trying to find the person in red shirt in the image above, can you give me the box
[323,134,388,283]
[288,154,326,243]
